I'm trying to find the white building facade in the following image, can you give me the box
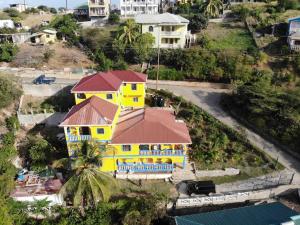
[135,13,195,49]
[88,0,110,19]
[120,0,160,16]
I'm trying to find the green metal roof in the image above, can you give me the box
[175,202,299,225]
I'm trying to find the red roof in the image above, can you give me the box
[72,70,147,92]
[60,96,119,126]
[112,108,191,144]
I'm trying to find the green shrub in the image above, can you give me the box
[147,68,185,81]
[0,76,22,109]
[112,59,128,70]
[0,42,18,62]
[5,115,20,132]
[2,132,15,146]
[108,13,120,24]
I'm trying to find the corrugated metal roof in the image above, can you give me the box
[60,96,119,126]
[135,13,189,24]
[112,108,191,144]
[71,70,147,93]
[175,202,299,225]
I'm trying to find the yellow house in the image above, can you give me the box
[31,29,57,45]
[60,70,192,176]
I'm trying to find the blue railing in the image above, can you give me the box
[139,150,184,156]
[67,135,92,142]
[117,163,174,172]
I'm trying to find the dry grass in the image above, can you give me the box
[11,42,94,69]
[22,12,54,27]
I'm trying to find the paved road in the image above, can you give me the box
[148,84,300,184]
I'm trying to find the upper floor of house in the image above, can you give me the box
[135,13,193,48]
[88,0,110,17]
[120,0,160,15]
[71,70,147,108]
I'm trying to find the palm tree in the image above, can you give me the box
[201,0,223,18]
[53,141,118,208]
[117,19,140,45]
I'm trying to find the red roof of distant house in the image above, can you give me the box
[71,70,147,93]
[60,96,118,126]
[112,108,191,144]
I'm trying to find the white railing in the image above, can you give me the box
[160,31,181,36]
[160,43,181,48]
[290,44,300,51]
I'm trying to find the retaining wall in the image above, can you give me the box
[116,173,172,180]
[176,184,299,208]
[17,112,66,126]
[195,168,240,178]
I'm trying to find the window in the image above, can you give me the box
[131,84,137,90]
[106,94,113,99]
[97,128,104,134]
[133,97,139,102]
[123,83,127,86]
[77,93,86,99]
[149,26,154,32]
[46,34,50,38]
[122,145,131,151]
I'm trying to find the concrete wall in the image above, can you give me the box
[17,112,66,126]
[176,184,299,208]
[195,168,240,178]
[22,83,75,97]
[147,80,231,89]
[216,169,294,193]
[13,194,63,206]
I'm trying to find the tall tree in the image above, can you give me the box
[117,19,140,45]
[53,141,118,208]
[201,0,223,18]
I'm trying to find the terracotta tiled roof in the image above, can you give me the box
[60,96,118,126]
[112,108,191,144]
[71,70,147,92]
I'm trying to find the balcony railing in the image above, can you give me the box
[139,149,184,156]
[290,44,300,51]
[117,163,173,172]
[160,43,181,48]
[67,135,92,142]
[160,31,181,37]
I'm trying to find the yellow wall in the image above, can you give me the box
[121,83,145,107]
[74,83,145,108]
[100,143,187,171]
[74,91,121,105]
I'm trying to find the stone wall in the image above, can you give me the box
[195,168,240,178]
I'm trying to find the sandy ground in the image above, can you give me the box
[11,42,93,69]
[22,12,54,28]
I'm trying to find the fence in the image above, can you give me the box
[216,169,294,193]
[176,184,296,208]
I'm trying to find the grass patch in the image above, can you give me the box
[203,22,255,51]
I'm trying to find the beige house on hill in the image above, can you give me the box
[135,13,196,49]
[31,29,57,45]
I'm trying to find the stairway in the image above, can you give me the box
[172,160,196,184]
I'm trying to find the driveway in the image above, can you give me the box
[148,84,300,184]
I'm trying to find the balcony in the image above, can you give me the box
[160,43,181,48]
[139,149,184,156]
[117,163,173,173]
[67,135,92,142]
[160,31,181,37]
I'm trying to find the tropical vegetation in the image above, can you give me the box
[53,141,118,208]
[149,89,280,178]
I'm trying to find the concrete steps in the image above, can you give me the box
[172,161,196,183]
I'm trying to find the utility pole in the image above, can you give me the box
[66,0,68,10]
[156,26,160,90]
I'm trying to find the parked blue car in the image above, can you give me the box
[33,75,56,85]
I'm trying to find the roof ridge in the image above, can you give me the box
[99,72,121,91]
[72,73,98,91]
[88,96,118,122]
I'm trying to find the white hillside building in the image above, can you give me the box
[120,0,160,16]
